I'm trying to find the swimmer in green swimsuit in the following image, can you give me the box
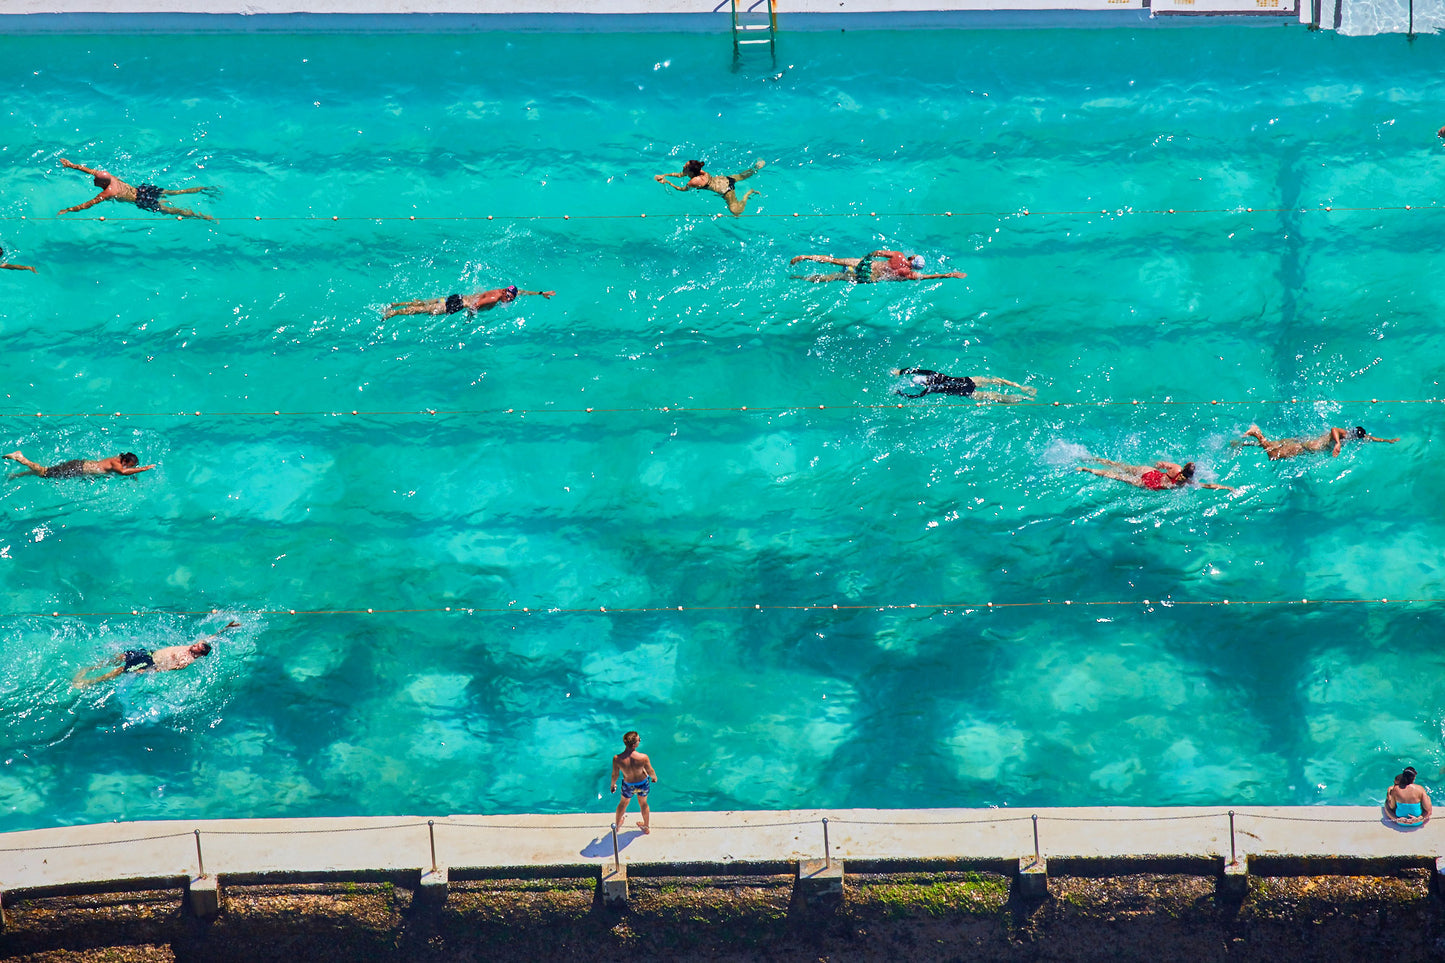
[790,249,967,283]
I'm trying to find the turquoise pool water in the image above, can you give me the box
[2,25,1444,831]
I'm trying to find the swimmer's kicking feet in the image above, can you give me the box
[1236,424,1398,460]
[383,284,554,320]
[57,158,217,220]
[73,622,241,688]
[5,450,154,479]
[892,368,1036,403]
[655,158,765,216]
[791,250,966,283]
[1,247,36,273]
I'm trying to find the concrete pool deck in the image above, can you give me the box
[0,0,1306,25]
[2,805,1441,912]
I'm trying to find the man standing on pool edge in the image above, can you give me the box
[611,730,659,835]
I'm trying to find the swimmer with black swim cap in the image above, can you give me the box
[1079,457,1237,492]
[655,157,766,216]
[383,284,555,319]
[1236,424,1398,460]
[0,247,37,273]
[57,158,217,220]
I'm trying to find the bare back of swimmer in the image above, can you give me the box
[383,284,555,319]
[655,158,766,216]
[1237,424,1397,460]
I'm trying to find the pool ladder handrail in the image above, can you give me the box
[731,0,777,56]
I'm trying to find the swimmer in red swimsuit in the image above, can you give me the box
[1079,458,1237,492]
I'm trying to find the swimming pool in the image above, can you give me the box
[1,24,1443,831]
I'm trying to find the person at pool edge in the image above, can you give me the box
[1078,457,1237,492]
[1235,424,1397,460]
[57,158,217,220]
[892,367,1036,403]
[5,450,154,479]
[1,247,37,273]
[382,284,554,320]
[611,730,658,835]
[655,158,765,216]
[73,622,241,688]
[1386,766,1431,825]
[791,249,967,283]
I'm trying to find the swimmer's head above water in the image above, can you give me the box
[190,641,213,657]
[682,159,705,177]
[1179,462,1196,482]
[503,285,519,302]
[909,255,926,269]
[119,452,139,468]
[1354,426,1368,438]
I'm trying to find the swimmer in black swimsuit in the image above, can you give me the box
[383,284,555,320]
[5,450,154,479]
[891,368,1037,403]
[655,158,766,216]
[73,621,240,687]
[1,247,37,273]
[57,158,217,220]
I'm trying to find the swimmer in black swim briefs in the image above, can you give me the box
[655,157,766,216]
[5,450,154,479]
[73,621,241,687]
[57,158,217,220]
[383,284,555,319]
[891,368,1037,403]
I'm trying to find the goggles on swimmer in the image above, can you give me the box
[505,285,519,297]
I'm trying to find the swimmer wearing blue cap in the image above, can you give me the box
[383,284,554,320]
[790,249,966,283]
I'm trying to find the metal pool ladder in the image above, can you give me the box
[731,0,777,57]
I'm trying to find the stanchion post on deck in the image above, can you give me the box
[418,819,450,907]
[795,816,844,904]
[187,829,221,918]
[1016,814,1048,898]
[1218,810,1249,899]
[600,823,629,906]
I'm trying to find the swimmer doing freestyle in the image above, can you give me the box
[5,450,154,479]
[891,368,1036,403]
[57,158,217,221]
[1,247,37,273]
[1235,424,1397,460]
[382,284,554,320]
[790,250,966,283]
[654,158,765,216]
[1079,457,1238,493]
[73,622,241,688]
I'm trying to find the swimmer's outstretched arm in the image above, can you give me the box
[1,263,37,273]
[914,272,968,280]
[195,621,242,645]
[515,289,556,299]
[116,462,155,475]
[58,194,106,215]
[654,174,691,192]
[1197,482,1239,492]
[59,158,106,177]
[1363,433,1399,444]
